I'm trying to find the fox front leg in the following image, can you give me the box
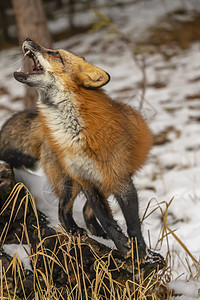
[40,141,86,236]
[59,179,87,236]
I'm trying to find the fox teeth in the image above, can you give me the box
[24,50,31,56]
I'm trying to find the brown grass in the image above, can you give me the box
[0,183,199,299]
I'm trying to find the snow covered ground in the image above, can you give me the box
[1,0,200,298]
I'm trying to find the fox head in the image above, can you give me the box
[14,38,110,91]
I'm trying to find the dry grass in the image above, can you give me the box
[0,183,199,299]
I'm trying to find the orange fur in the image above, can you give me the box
[76,88,152,192]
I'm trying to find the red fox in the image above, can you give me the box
[0,38,152,259]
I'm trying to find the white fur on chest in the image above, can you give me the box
[39,92,102,185]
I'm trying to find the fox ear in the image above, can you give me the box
[77,62,110,89]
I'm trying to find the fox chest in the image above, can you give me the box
[40,100,102,185]
[44,112,102,185]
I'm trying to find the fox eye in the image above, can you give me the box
[47,50,59,56]
[54,51,61,57]
[47,51,64,65]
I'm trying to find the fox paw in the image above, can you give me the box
[143,249,166,267]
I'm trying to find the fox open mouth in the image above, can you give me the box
[14,47,44,81]
[23,47,43,73]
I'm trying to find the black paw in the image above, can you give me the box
[138,249,166,275]
[114,233,131,257]
[143,249,166,267]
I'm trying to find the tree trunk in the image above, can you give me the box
[11,0,52,109]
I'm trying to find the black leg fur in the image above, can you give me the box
[0,110,40,170]
[83,187,130,256]
[83,200,108,238]
[115,179,146,258]
[59,178,86,236]
[0,148,38,169]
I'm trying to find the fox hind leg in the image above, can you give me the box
[83,187,131,256]
[0,148,38,169]
[115,179,146,259]
[0,110,40,169]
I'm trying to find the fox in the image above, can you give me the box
[0,38,152,259]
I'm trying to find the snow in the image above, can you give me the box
[3,244,32,271]
[168,280,200,298]
[1,0,200,297]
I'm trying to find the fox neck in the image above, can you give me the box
[38,87,83,146]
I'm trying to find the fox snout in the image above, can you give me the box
[14,39,45,86]
[23,38,42,53]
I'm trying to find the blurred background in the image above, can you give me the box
[1,1,200,294]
